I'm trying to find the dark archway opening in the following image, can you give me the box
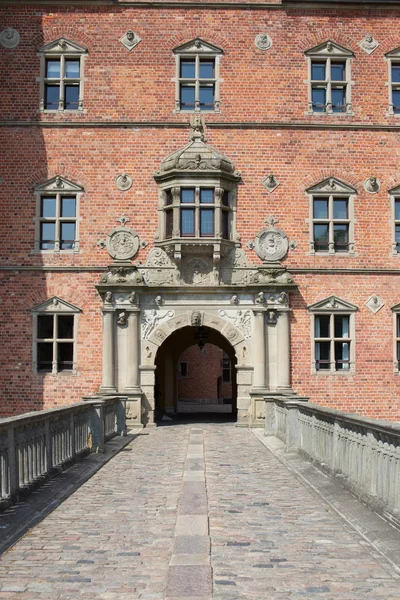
[154,326,237,423]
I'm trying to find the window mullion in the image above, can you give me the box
[59,55,65,111]
[52,315,58,374]
[55,193,61,252]
[330,314,335,372]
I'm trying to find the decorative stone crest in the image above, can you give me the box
[106,227,139,261]
[116,174,133,191]
[182,257,213,285]
[358,34,379,55]
[120,30,141,51]
[0,28,20,49]
[99,265,143,285]
[262,174,279,193]
[255,33,272,51]
[254,217,289,263]
[219,309,251,339]
[142,309,174,339]
[365,295,384,314]
[364,177,380,194]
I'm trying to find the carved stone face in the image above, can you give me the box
[191,311,202,326]
[126,31,135,41]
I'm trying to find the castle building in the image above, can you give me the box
[1,0,400,425]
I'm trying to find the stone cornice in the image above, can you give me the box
[1,1,400,9]
[4,121,400,132]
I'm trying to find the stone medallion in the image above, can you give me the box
[106,227,139,260]
[116,174,133,191]
[255,33,272,51]
[255,225,289,262]
[120,30,141,51]
[0,28,20,49]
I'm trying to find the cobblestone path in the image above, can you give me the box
[0,424,399,599]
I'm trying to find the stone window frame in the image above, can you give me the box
[385,47,400,116]
[31,297,81,375]
[389,185,400,256]
[173,38,222,114]
[305,41,354,116]
[38,38,88,113]
[391,303,400,373]
[308,296,357,376]
[33,175,84,254]
[307,177,357,256]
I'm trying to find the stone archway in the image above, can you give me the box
[139,310,252,426]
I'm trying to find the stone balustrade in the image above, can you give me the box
[0,396,126,511]
[265,398,400,527]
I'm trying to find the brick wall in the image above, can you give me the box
[178,344,232,402]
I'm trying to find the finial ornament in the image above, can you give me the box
[190,114,206,142]
[264,216,278,227]
[116,214,130,226]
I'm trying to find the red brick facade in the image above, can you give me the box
[1,1,400,421]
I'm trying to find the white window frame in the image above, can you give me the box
[307,177,356,256]
[33,175,83,254]
[305,41,353,116]
[38,38,87,113]
[31,297,81,375]
[308,296,357,375]
[173,38,222,113]
[389,186,400,256]
[392,305,400,373]
[386,48,400,116]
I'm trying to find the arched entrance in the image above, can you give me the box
[154,326,237,421]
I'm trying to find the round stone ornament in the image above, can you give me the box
[255,226,289,262]
[255,33,272,51]
[0,28,20,49]
[116,174,133,191]
[106,227,139,260]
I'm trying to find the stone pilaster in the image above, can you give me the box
[125,309,141,393]
[100,308,116,393]
[277,309,292,391]
[251,308,267,392]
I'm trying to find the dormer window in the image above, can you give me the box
[39,38,87,112]
[305,41,353,115]
[174,39,222,113]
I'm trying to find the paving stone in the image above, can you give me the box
[166,566,212,597]
[173,536,211,555]
[175,516,208,536]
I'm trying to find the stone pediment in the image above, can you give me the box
[389,184,400,195]
[306,177,356,195]
[173,38,223,55]
[39,38,88,54]
[31,297,81,313]
[391,301,400,312]
[386,47,400,58]
[35,175,83,193]
[308,296,358,313]
[305,40,353,57]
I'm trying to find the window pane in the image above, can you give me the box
[38,315,54,339]
[334,315,349,338]
[313,198,328,219]
[58,343,73,371]
[199,85,214,110]
[312,88,326,112]
[60,222,75,249]
[165,210,173,239]
[331,62,345,81]
[61,196,76,217]
[200,189,214,204]
[200,208,214,236]
[392,64,400,83]
[45,84,59,110]
[222,210,229,239]
[335,341,350,370]
[397,315,400,338]
[316,341,330,370]
[315,315,330,338]
[180,84,195,110]
[40,222,56,250]
[180,59,195,78]
[393,90,400,113]
[199,60,214,79]
[65,85,79,110]
[395,199,400,221]
[46,59,60,78]
[65,60,80,78]
[181,189,195,203]
[396,225,400,252]
[58,315,74,339]
[332,87,345,112]
[37,343,53,371]
[397,340,400,366]
[311,62,325,80]
[333,198,348,219]
[41,196,56,218]
[181,208,195,236]
[314,224,329,251]
[333,224,349,251]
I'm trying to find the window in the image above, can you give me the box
[222,356,231,383]
[162,186,232,240]
[308,296,357,374]
[34,176,83,253]
[390,187,400,255]
[306,41,353,115]
[174,39,222,113]
[386,49,400,115]
[307,177,356,255]
[31,297,80,374]
[39,38,87,112]
[179,362,188,378]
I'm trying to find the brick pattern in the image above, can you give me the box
[178,345,232,402]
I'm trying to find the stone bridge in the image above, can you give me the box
[0,402,399,600]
